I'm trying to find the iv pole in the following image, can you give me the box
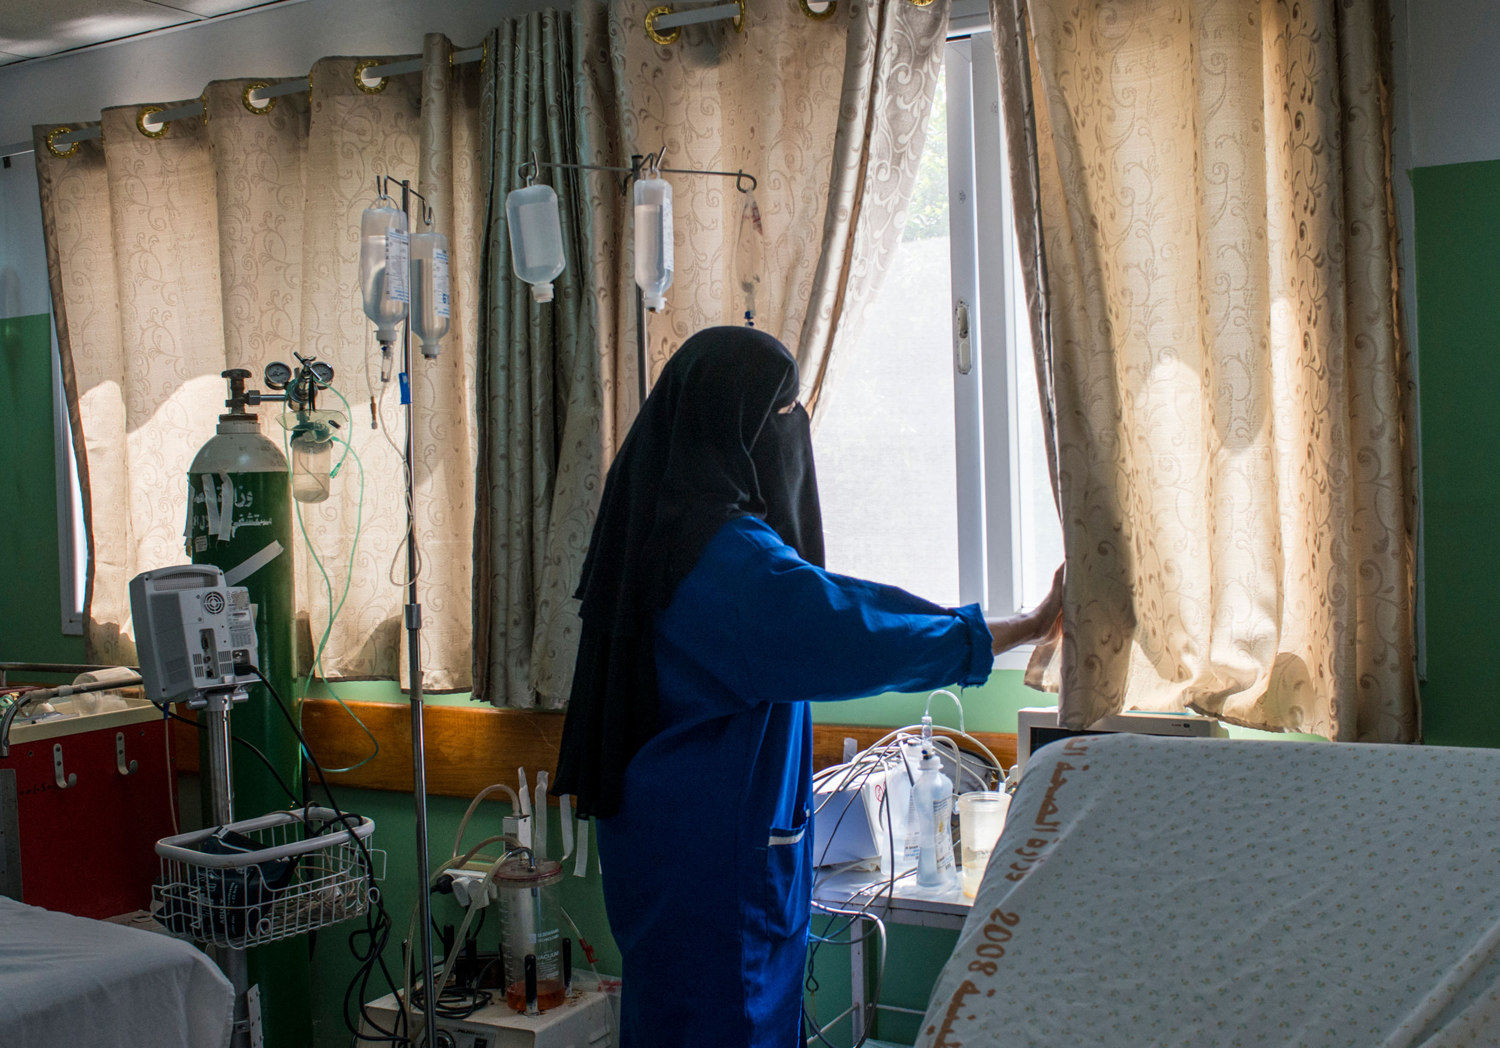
[374,173,439,1048]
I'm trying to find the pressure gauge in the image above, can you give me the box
[264,361,292,390]
[309,361,335,387]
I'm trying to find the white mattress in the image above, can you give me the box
[0,898,234,1048]
[918,734,1500,1048]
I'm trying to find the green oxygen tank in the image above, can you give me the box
[187,367,310,1047]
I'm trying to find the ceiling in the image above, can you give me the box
[0,0,295,66]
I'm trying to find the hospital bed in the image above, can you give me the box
[918,733,1500,1048]
[0,897,235,1048]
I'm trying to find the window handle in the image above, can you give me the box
[955,299,973,375]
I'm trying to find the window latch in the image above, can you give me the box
[955,299,973,375]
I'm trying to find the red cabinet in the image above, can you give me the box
[2,707,177,919]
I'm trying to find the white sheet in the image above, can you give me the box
[0,898,234,1048]
[919,734,1500,1048]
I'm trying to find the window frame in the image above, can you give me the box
[945,28,1052,666]
[51,313,85,637]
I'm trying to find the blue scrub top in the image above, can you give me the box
[595,516,992,1048]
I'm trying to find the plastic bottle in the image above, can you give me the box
[410,230,450,357]
[633,174,674,311]
[506,184,566,303]
[360,201,408,345]
[913,749,957,890]
[289,427,333,503]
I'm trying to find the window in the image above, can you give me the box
[53,315,85,636]
[814,29,1062,649]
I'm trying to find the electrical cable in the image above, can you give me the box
[162,702,180,835]
[149,699,302,808]
[240,665,408,1047]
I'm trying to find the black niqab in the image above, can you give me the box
[552,327,823,817]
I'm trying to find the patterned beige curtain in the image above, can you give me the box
[35,38,481,690]
[607,0,948,412]
[993,0,1419,740]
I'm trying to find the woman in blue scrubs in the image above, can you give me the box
[553,327,1061,1048]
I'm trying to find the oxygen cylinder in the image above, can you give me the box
[186,367,309,1046]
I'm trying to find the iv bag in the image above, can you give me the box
[360,201,409,345]
[732,190,764,326]
[633,175,674,312]
[506,184,566,303]
[410,231,450,358]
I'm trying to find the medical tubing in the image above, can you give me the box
[406,845,531,1039]
[282,399,380,775]
[452,782,525,858]
[804,903,888,1048]
[808,728,994,1039]
[247,665,403,1044]
[403,842,521,998]
[924,688,966,734]
[373,376,423,587]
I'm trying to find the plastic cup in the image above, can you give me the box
[958,791,1010,897]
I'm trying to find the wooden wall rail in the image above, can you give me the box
[172,699,1018,800]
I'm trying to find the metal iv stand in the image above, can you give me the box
[193,679,256,1048]
[374,172,440,1048]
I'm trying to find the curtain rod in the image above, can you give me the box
[0,46,484,160]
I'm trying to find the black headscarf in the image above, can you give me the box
[552,326,824,817]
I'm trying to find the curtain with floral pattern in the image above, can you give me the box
[35,37,481,691]
[993,0,1419,740]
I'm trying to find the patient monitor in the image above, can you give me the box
[129,565,258,702]
[1015,706,1227,774]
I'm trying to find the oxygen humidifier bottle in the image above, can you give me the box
[409,230,450,357]
[360,202,408,345]
[914,749,957,889]
[633,174,674,311]
[506,183,566,303]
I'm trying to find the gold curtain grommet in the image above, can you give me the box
[46,126,80,159]
[242,82,276,114]
[645,6,680,46]
[801,0,837,19]
[908,0,935,6]
[732,0,746,32]
[136,106,168,139]
[354,58,388,94]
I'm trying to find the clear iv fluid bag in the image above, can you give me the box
[360,202,408,345]
[633,176,674,312]
[410,231,450,358]
[732,190,764,326]
[506,184,566,303]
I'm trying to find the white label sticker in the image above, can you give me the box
[384,230,410,304]
[434,249,450,319]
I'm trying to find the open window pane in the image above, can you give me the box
[814,78,960,607]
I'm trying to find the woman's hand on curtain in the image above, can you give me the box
[986,564,1064,655]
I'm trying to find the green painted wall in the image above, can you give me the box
[1411,160,1500,749]
[0,311,83,666]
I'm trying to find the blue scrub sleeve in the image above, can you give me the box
[661,518,993,707]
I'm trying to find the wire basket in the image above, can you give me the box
[154,806,383,949]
